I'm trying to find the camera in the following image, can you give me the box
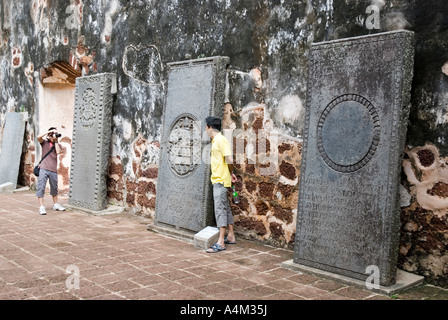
[50,133,62,138]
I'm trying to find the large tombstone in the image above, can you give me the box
[155,56,229,233]
[69,73,116,212]
[0,112,27,189]
[293,31,415,287]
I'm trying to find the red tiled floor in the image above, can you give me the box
[0,191,444,304]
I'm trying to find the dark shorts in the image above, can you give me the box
[36,168,58,198]
[213,183,234,228]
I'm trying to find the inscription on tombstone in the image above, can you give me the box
[155,56,229,232]
[294,31,415,286]
[69,73,116,212]
[0,112,27,189]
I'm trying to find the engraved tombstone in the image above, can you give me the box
[293,31,415,286]
[0,112,27,189]
[69,73,116,211]
[155,56,229,233]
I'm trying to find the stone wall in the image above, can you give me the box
[226,103,302,249]
[400,144,448,287]
[0,0,447,286]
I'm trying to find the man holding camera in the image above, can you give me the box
[36,127,66,215]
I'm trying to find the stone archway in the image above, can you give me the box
[37,61,81,193]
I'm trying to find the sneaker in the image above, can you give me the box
[39,206,47,215]
[53,203,66,211]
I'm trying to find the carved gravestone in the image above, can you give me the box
[293,31,415,286]
[69,73,116,211]
[155,56,229,232]
[0,112,27,189]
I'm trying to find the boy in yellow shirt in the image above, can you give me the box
[205,116,237,253]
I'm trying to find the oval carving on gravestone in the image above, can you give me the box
[167,114,202,177]
[80,88,97,129]
[317,94,380,173]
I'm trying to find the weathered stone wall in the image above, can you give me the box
[0,0,447,286]
[225,102,302,249]
[400,145,448,287]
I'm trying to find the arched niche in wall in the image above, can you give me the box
[37,61,81,192]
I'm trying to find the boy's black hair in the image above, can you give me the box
[205,116,221,131]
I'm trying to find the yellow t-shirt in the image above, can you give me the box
[210,132,232,187]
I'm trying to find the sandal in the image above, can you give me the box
[206,243,226,253]
[224,236,236,244]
